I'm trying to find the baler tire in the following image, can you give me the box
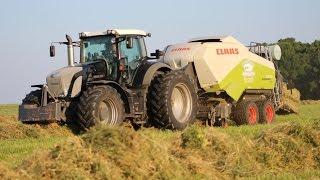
[22,90,42,106]
[233,100,259,125]
[76,86,125,130]
[258,100,275,124]
[147,70,198,130]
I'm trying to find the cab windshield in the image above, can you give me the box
[81,36,116,62]
[80,35,147,83]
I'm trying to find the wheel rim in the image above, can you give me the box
[99,98,118,125]
[248,105,257,124]
[265,104,274,123]
[170,83,192,123]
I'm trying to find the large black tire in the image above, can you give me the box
[257,100,275,124]
[233,100,259,125]
[147,70,198,130]
[76,86,125,129]
[22,90,42,106]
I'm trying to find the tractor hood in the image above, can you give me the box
[46,66,83,98]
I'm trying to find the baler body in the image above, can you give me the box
[161,36,276,101]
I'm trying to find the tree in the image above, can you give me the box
[277,38,320,99]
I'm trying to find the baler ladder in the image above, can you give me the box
[273,79,281,108]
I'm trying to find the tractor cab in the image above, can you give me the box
[78,29,151,84]
[49,29,151,85]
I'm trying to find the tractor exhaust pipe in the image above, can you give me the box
[66,35,74,66]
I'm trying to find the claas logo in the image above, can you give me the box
[216,48,239,55]
[171,47,190,52]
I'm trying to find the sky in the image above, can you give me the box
[0,0,319,103]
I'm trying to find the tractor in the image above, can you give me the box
[19,29,173,129]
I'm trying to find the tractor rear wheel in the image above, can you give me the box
[258,100,275,124]
[22,90,42,106]
[147,70,198,130]
[76,86,125,129]
[233,100,259,125]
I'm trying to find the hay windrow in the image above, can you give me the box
[0,162,20,180]
[2,122,316,179]
[0,104,320,179]
[254,122,320,171]
[0,116,73,140]
[302,100,320,105]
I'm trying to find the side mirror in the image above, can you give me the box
[150,49,164,59]
[50,45,55,57]
[126,37,133,49]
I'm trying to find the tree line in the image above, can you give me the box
[276,38,320,100]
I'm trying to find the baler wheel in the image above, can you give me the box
[233,100,259,125]
[258,100,275,124]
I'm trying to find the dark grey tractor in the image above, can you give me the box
[19,29,198,130]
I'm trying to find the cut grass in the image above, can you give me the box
[248,170,320,180]
[0,104,73,168]
[0,103,319,179]
[10,121,320,179]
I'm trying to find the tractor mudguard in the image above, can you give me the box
[87,80,133,114]
[132,61,171,88]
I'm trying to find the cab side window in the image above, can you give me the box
[119,37,142,69]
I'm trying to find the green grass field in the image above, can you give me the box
[0,104,72,169]
[0,104,18,116]
[0,103,319,179]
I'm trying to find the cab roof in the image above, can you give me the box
[79,29,150,38]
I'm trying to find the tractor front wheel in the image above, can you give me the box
[22,90,42,106]
[76,86,125,129]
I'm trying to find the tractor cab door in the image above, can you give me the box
[119,36,147,84]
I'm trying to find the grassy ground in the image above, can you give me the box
[219,103,320,138]
[0,103,319,179]
[0,104,18,116]
[0,104,72,168]
[0,136,66,168]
